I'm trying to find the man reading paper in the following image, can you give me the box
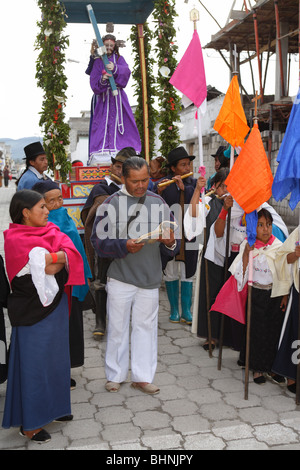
[91,157,179,394]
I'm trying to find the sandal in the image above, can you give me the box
[287,382,296,394]
[105,381,121,392]
[202,341,216,351]
[253,373,266,385]
[266,373,286,385]
[131,382,160,395]
[19,426,51,443]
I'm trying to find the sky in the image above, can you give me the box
[0,0,299,140]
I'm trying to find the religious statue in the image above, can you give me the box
[87,27,141,165]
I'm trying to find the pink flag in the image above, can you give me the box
[210,275,248,324]
[170,30,207,108]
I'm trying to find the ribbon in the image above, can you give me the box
[198,166,206,193]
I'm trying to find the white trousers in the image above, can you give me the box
[105,278,159,383]
[163,259,193,282]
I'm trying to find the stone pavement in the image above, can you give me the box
[1,182,300,452]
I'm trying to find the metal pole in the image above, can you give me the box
[268,104,273,165]
[253,12,264,103]
[274,0,285,97]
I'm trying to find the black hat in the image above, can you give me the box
[32,180,60,195]
[211,145,227,158]
[24,141,45,161]
[166,147,195,167]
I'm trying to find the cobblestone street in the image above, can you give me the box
[1,182,300,451]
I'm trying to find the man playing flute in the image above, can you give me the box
[154,146,199,325]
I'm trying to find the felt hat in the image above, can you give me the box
[211,145,227,158]
[166,147,195,167]
[32,180,60,195]
[24,141,46,161]
[111,147,138,164]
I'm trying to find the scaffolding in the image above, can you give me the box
[205,0,300,114]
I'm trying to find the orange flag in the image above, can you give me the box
[225,123,273,213]
[213,75,249,148]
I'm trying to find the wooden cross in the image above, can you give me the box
[252,90,261,120]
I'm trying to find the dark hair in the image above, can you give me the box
[212,167,230,186]
[116,147,137,158]
[10,190,43,224]
[102,34,120,57]
[257,208,273,224]
[218,154,230,169]
[122,157,149,178]
[16,153,43,187]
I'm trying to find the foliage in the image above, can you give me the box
[130,23,158,159]
[152,0,181,157]
[35,0,71,181]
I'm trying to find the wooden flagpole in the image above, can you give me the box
[244,249,253,400]
[137,24,150,163]
[191,8,213,357]
[244,91,261,400]
[218,44,238,370]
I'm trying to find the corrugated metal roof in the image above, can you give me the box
[205,0,299,54]
[61,0,155,24]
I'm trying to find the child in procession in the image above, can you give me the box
[229,208,289,384]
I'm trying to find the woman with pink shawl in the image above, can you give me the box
[2,190,84,443]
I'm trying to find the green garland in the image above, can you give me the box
[152,0,181,157]
[130,23,158,159]
[35,0,71,182]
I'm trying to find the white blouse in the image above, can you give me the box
[183,196,212,241]
[234,252,273,291]
[16,247,59,306]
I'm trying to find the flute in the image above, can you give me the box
[110,173,122,184]
[157,172,194,189]
[205,188,216,197]
[204,188,226,199]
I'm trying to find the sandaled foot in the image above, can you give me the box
[287,381,296,394]
[19,426,51,443]
[105,381,121,392]
[253,373,266,385]
[131,382,160,395]
[266,373,286,385]
[202,340,216,351]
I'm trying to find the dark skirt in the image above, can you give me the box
[69,297,84,368]
[197,254,244,351]
[2,293,71,431]
[239,287,284,372]
[0,307,8,384]
[272,285,298,381]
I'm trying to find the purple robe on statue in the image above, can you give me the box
[89,53,141,159]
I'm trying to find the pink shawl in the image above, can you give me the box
[4,222,85,286]
[210,235,277,324]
